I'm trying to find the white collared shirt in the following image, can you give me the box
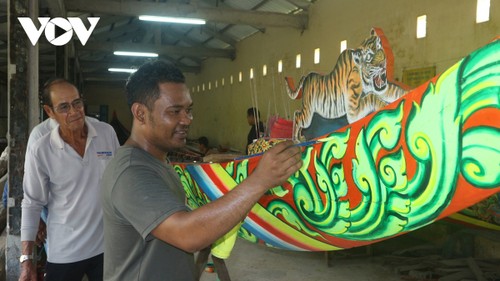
[21,120,119,263]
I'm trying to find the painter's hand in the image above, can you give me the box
[251,140,302,190]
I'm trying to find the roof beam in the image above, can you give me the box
[200,26,237,47]
[80,59,200,73]
[92,16,134,36]
[46,0,66,17]
[161,26,201,47]
[284,0,312,11]
[82,72,130,82]
[78,41,235,59]
[65,0,308,29]
[93,23,142,41]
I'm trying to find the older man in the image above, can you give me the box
[20,78,119,281]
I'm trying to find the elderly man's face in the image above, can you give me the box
[44,82,85,133]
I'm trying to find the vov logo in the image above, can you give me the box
[18,17,100,46]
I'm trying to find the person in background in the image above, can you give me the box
[18,108,102,278]
[197,136,219,157]
[246,107,265,154]
[27,116,99,149]
[198,136,210,156]
[101,60,302,281]
[19,78,119,281]
[1,146,8,209]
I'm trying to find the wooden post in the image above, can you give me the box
[6,0,30,279]
[195,247,232,281]
[212,256,231,281]
[195,247,211,280]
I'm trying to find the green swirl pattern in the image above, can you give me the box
[174,40,499,249]
[256,39,498,242]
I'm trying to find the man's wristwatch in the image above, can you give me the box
[19,254,33,263]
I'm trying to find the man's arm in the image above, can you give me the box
[18,241,37,281]
[152,140,302,252]
[21,149,46,243]
[19,144,47,281]
[19,121,53,281]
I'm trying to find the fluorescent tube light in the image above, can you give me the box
[113,51,158,57]
[139,15,206,25]
[108,68,137,73]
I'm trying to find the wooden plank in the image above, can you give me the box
[195,247,211,280]
[466,257,487,281]
[213,256,231,281]
[439,258,468,267]
[394,263,431,274]
[438,270,474,281]
[435,267,466,274]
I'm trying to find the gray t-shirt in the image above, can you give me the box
[101,146,194,281]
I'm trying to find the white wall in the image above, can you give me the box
[187,0,499,152]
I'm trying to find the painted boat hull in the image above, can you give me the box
[174,38,500,251]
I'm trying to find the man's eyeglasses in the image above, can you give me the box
[52,98,85,114]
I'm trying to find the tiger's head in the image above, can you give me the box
[354,29,388,95]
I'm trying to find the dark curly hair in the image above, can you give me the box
[125,60,185,111]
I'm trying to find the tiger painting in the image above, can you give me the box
[285,28,409,140]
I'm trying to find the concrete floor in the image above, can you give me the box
[199,239,400,281]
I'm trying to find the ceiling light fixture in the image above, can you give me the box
[108,68,137,73]
[113,51,158,57]
[139,15,206,25]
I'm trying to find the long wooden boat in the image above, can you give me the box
[173,34,500,251]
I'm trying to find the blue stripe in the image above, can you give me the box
[185,165,222,201]
[241,218,304,251]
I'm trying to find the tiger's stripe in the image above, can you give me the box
[285,29,408,140]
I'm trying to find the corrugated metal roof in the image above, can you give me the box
[0,0,315,81]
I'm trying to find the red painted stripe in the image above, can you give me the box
[201,165,231,195]
[246,210,328,251]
